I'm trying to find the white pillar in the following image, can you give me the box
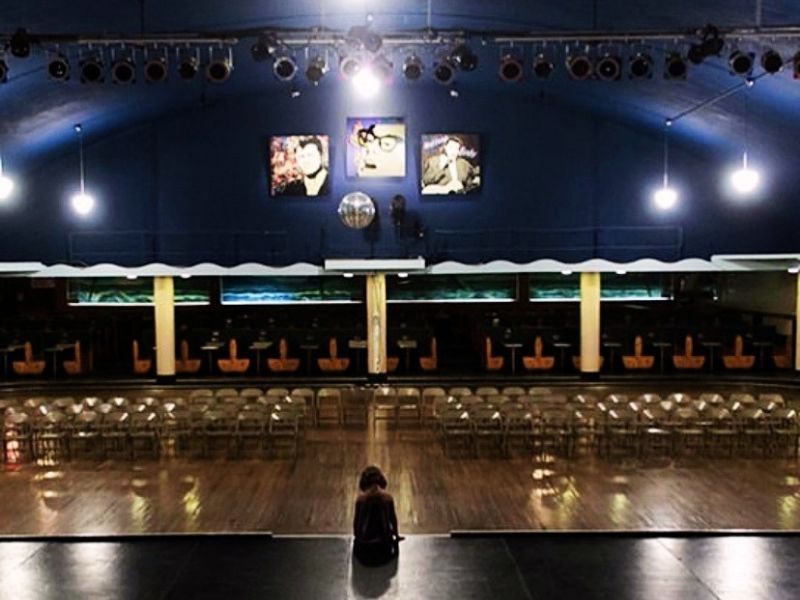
[580,272,601,375]
[154,276,176,379]
[366,274,387,375]
[795,273,800,371]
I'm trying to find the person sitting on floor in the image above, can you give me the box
[353,465,404,566]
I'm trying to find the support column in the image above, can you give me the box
[154,276,176,383]
[366,273,387,379]
[580,272,601,379]
[795,273,800,371]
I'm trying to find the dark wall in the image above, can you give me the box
[2,85,795,265]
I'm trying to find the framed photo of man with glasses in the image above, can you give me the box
[346,117,406,178]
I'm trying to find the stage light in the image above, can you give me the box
[339,54,362,78]
[125,274,138,280]
[498,55,523,82]
[533,53,554,78]
[688,24,724,64]
[352,66,381,98]
[177,49,199,80]
[629,53,653,79]
[433,60,456,84]
[596,53,621,81]
[305,55,327,84]
[729,50,754,76]
[761,49,783,74]
[345,26,382,53]
[0,157,15,202]
[9,29,32,59]
[144,53,168,83]
[788,267,799,275]
[0,57,7,84]
[251,33,278,62]
[664,52,688,80]
[616,270,627,276]
[653,186,678,210]
[71,124,95,217]
[273,56,297,81]
[180,274,192,279]
[730,152,760,195]
[450,44,478,71]
[402,55,423,81]
[111,55,136,85]
[566,53,593,80]
[371,55,393,80]
[45,52,70,81]
[561,270,573,276]
[207,49,233,83]
[80,56,105,84]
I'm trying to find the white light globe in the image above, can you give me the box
[71,192,95,216]
[653,186,678,210]
[0,174,14,201]
[730,166,760,195]
[352,67,381,98]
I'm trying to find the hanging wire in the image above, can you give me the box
[75,123,86,194]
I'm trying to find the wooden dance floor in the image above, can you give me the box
[3,425,800,536]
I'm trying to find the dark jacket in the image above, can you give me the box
[353,488,399,565]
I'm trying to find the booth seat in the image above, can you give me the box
[722,335,755,370]
[622,336,655,370]
[63,341,85,375]
[268,338,301,373]
[672,335,705,370]
[522,336,555,371]
[12,342,46,376]
[217,339,251,374]
[318,338,350,373]
[419,338,438,371]
[175,340,202,374]
[484,337,504,371]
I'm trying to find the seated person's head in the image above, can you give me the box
[359,465,387,491]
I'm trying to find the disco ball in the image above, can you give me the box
[338,192,376,229]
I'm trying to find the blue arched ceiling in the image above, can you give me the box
[2,0,800,165]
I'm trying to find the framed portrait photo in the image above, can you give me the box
[270,135,330,197]
[345,117,406,178]
[420,134,481,195]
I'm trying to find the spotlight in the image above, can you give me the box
[144,53,168,83]
[352,66,381,98]
[629,52,653,79]
[177,49,199,80]
[533,53,554,78]
[207,50,233,83]
[402,55,423,81]
[339,54,362,79]
[566,53,593,80]
[687,24,724,65]
[47,52,70,81]
[305,55,327,84]
[71,192,95,216]
[730,153,760,195]
[371,55,393,80]
[0,158,14,201]
[433,60,456,84]
[450,44,478,71]
[596,53,621,81]
[9,29,32,59]
[111,56,136,85]
[728,50,754,76]
[273,56,297,81]
[80,56,105,84]
[345,26,382,53]
[761,49,783,74]
[664,52,688,80]
[250,33,278,62]
[0,57,7,84]
[653,186,678,210]
[498,55,523,82]
[794,52,800,79]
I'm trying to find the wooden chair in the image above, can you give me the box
[622,336,655,370]
[12,342,46,376]
[63,341,84,375]
[419,337,438,371]
[267,338,301,373]
[773,336,792,369]
[217,339,251,374]
[317,338,350,373]
[571,355,605,370]
[484,337,504,371]
[722,335,755,370]
[132,340,152,375]
[522,336,555,371]
[175,340,202,374]
[672,335,705,370]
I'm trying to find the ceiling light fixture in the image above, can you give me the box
[450,43,478,71]
[687,24,724,65]
[402,54,423,81]
[144,49,168,83]
[47,51,70,81]
[566,51,593,80]
[532,52,554,78]
[596,53,621,81]
[111,50,136,85]
[498,54,524,82]
[305,55,327,84]
[80,53,105,84]
[761,49,783,74]
[629,52,653,79]
[664,52,688,80]
[352,65,381,98]
[728,49,754,76]
[177,48,200,80]
[433,59,456,84]
[206,47,233,83]
[273,55,298,81]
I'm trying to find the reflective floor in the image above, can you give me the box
[0,534,798,599]
[3,425,800,535]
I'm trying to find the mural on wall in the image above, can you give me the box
[270,135,330,196]
[346,117,406,178]
[420,134,481,195]
[221,276,363,304]
[387,274,517,302]
[68,278,210,305]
